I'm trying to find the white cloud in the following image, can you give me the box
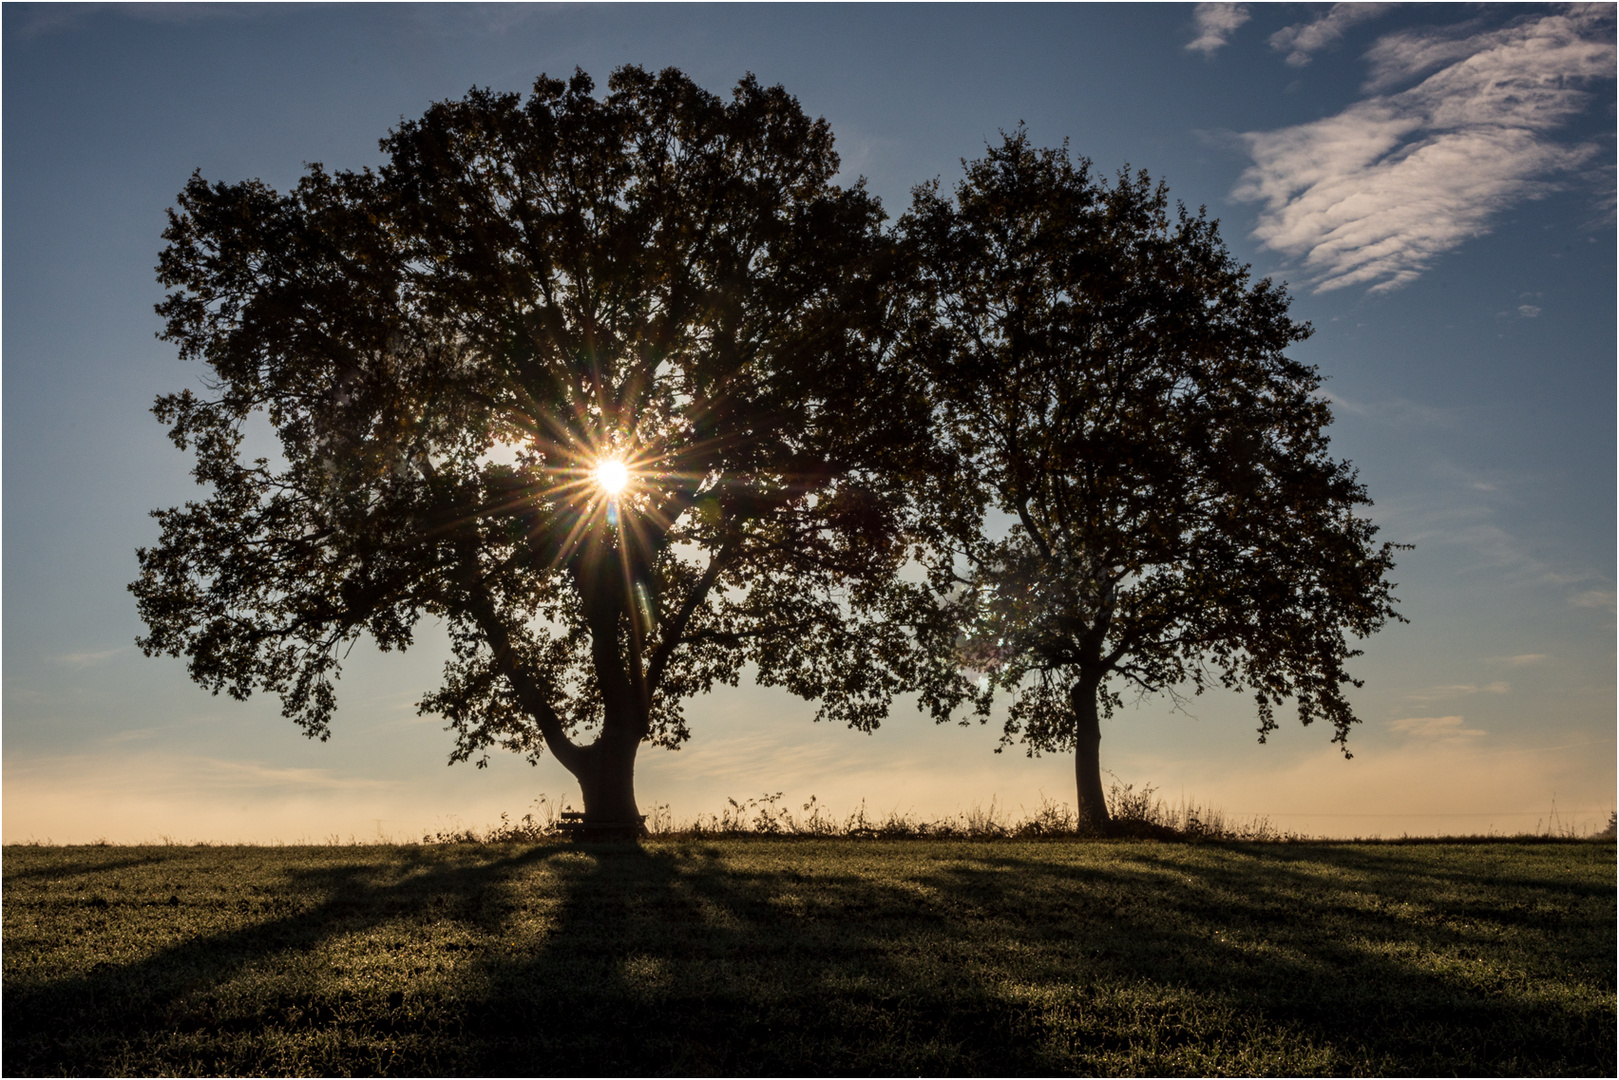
[1493,653,1549,667]
[1569,589,1616,611]
[1186,3,1250,57]
[1518,303,1542,318]
[1270,3,1393,66]
[1389,715,1486,740]
[1235,7,1616,293]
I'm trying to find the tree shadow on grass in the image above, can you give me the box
[3,840,1613,1075]
[909,842,1615,1073]
[452,840,1615,1075]
[4,844,556,1074]
[1,850,176,881]
[461,842,1063,1074]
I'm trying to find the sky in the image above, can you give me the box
[4,2,1614,843]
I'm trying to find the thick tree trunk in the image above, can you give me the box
[1072,675,1112,833]
[468,534,652,841]
[564,733,645,839]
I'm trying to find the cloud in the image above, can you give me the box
[1186,3,1250,57]
[1384,501,1595,594]
[1353,471,1614,636]
[1389,715,1486,740]
[1321,390,1456,430]
[1405,682,1511,702]
[1270,3,1394,66]
[52,647,126,668]
[6,3,95,40]
[1583,158,1618,227]
[396,2,557,39]
[1493,653,1549,668]
[1235,7,1616,293]
[8,2,271,41]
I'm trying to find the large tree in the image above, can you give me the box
[132,68,931,835]
[903,133,1405,831]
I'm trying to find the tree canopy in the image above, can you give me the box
[902,132,1405,830]
[133,67,933,832]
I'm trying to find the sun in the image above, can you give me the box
[594,458,630,496]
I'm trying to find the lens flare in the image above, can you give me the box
[595,459,629,495]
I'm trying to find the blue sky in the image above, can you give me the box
[4,2,1614,841]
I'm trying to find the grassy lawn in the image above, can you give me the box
[3,838,1613,1076]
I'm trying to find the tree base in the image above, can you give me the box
[557,813,648,842]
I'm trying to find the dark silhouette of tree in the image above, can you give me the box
[903,132,1405,831]
[132,68,931,835]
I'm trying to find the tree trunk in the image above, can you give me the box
[566,730,645,840]
[1072,675,1112,833]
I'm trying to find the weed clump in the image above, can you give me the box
[1102,779,1296,841]
[421,797,570,844]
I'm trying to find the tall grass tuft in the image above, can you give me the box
[420,796,571,843]
[1102,779,1294,841]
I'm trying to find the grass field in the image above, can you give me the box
[4,838,1613,1076]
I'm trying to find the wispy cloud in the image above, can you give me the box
[1364,471,1612,615]
[1569,589,1616,611]
[9,2,272,41]
[1516,304,1543,318]
[1583,158,1617,227]
[1391,509,1582,590]
[1390,715,1486,740]
[1493,653,1549,668]
[1186,3,1250,57]
[1235,6,1616,293]
[52,647,126,668]
[5,751,404,795]
[1321,390,1457,431]
[1269,3,1394,67]
[1405,682,1510,703]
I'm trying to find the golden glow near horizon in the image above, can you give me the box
[595,459,630,495]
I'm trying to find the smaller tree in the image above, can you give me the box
[904,132,1405,831]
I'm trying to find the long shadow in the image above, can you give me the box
[4,844,558,1075]
[2,850,177,881]
[903,842,1615,1071]
[446,839,1613,1074]
[5,840,1613,1075]
[458,842,1064,1074]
